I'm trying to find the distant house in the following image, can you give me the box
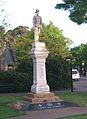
[0,47,15,71]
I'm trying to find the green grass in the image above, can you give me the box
[55,91,87,106]
[0,95,24,119]
[55,91,87,119]
[0,92,87,119]
[58,114,87,119]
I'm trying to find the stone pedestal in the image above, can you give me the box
[29,42,50,94]
[23,41,59,107]
[24,92,59,103]
[9,41,60,111]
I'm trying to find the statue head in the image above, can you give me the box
[35,9,39,14]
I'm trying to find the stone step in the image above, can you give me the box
[24,95,59,103]
[27,92,55,98]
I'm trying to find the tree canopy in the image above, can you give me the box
[40,22,71,59]
[0,23,71,90]
[9,22,71,63]
[55,0,87,25]
[0,26,5,48]
[70,43,87,74]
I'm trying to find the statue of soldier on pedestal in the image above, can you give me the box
[33,9,42,42]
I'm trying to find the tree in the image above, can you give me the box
[9,23,71,90]
[12,26,29,37]
[0,26,6,70]
[0,26,5,48]
[11,26,33,62]
[55,0,87,25]
[10,27,33,73]
[14,37,32,73]
[70,44,87,75]
[40,22,71,59]
[39,22,71,89]
[11,23,71,67]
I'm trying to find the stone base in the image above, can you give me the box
[23,92,59,103]
[8,101,79,111]
[8,93,79,111]
[31,84,50,94]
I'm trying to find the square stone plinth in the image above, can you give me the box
[23,92,59,103]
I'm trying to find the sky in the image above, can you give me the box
[1,0,87,47]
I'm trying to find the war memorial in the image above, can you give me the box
[9,9,76,111]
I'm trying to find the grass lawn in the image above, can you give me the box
[55,91,87,119]
[0,95,24,119]
[0,91,87,119]
[58,114,87,119]
[55,91,87,106]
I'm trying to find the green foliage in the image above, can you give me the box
[12,26,29,37]
[0,23,71,92]
[0,71,32,93]
[15,39,31,60]
[0,26,5,48]
[9,23,71,90]
[16,59,33,74]
[11,23,71,69]
[55,0,87,24]
[70,43,87,74]
[10,23,71,62]
[40,22,71,58]
[46,56,70,90]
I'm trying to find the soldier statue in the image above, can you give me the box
[33,9,42,42]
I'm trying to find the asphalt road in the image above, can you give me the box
[73,76,87,92]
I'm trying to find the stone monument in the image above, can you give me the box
[9,10,76,111]
[30,9,49,93]
[24,9,59,104]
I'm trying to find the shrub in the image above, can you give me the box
[46,57,71,90]
[0,56,71,93]
[16,59,33,74]
[0,71,32,93]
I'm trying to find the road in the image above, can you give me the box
[73,76,87,92]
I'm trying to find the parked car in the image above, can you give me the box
[72,69,80,81]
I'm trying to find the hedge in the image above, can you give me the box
[0,71,32,93]
[46,57,71,90]
[0,57,71,93]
